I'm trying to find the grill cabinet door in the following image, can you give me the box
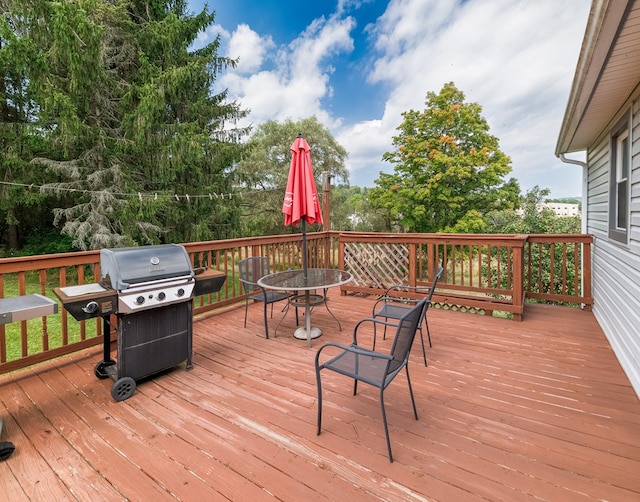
[116,302,192,381]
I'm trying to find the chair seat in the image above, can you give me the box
[238,256,298,339]
[248,290,290,303]
[322,349,391,387]
[375,302,416,320]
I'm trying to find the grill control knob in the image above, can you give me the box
[177,288,185,297]
[135,296,145,305]
[83,301,99,314]
[157,292,166,300]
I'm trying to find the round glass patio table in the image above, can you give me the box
[258,268,353,347]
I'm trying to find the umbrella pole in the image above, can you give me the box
[302,220,308,279]
[302,220,311,347]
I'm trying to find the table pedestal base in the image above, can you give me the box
[294,326,322,340]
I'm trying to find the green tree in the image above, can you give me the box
[368,82,520,233]
[3,0,247,250]
[121,0,248,244]
[0,0,62,253]
[235,116,348,236]
[485,186,580,234]
[27,0,138,250]
[329,185,388,232]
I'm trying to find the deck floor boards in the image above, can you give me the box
[1,293,639,501]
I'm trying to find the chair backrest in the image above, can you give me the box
[425,266,444,304]
[238,257,270,289]
[388,298,428,373]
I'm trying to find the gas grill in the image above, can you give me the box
[53,244,226,401]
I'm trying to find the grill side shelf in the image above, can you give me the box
[193,269,227,296]
[53,286,117,321]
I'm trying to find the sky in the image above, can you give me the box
[187,0,592,199]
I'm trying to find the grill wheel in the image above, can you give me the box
[111,377,136,401]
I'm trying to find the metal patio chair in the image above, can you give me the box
[371,266,443,366]
[238,257,297,339]
[314,297,427,463]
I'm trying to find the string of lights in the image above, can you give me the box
[0,180,285,201]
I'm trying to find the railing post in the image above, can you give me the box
[582,237,593,311]
[512,236,526,321]
[338,233,346,295]
[409,243,417,286]
[324,232,331,268]
[322,172,332,231]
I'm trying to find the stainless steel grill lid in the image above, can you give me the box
[100,244,194,291]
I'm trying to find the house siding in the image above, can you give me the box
[586,97,640,397]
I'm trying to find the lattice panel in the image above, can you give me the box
[344,242,410,288]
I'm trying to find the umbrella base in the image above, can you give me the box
[293,326,322,340]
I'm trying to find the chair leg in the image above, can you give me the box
[425,317,432,347]
[418,326,428,367]
[406,365,418,420]
[379,389,393,462]
[263,301,270,339]
[372,323,378,352]
[243,298,249,328]
[316,369,323,435]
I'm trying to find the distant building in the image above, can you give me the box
[543,202,580,217]
[516,202,580,217]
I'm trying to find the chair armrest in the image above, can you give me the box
[353,317,400,345]
[354,317,399,330]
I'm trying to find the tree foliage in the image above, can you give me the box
[1,0,248,251]
[329,185,389,231]
[485,186,580,234]
[484,186,582,303]
[368,82,520,233]
[235,116,348,236]
[0,0,61,252]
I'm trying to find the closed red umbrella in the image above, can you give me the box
[283,134,323,227]
[283,134,323,277]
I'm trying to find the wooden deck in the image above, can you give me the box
[1,292,639,501]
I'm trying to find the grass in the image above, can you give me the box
[1,270,100,363]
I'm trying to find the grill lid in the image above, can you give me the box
[100,244,193,291]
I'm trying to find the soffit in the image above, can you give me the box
[556,0,640,154]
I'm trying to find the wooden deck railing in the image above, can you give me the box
[0,231,592,374]
[336,232,593,319]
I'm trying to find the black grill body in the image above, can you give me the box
[116,302,193,382]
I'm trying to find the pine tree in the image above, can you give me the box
[2,0,248,250]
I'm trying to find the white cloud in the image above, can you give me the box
[220,15,355,130]
[227,24,272,74]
